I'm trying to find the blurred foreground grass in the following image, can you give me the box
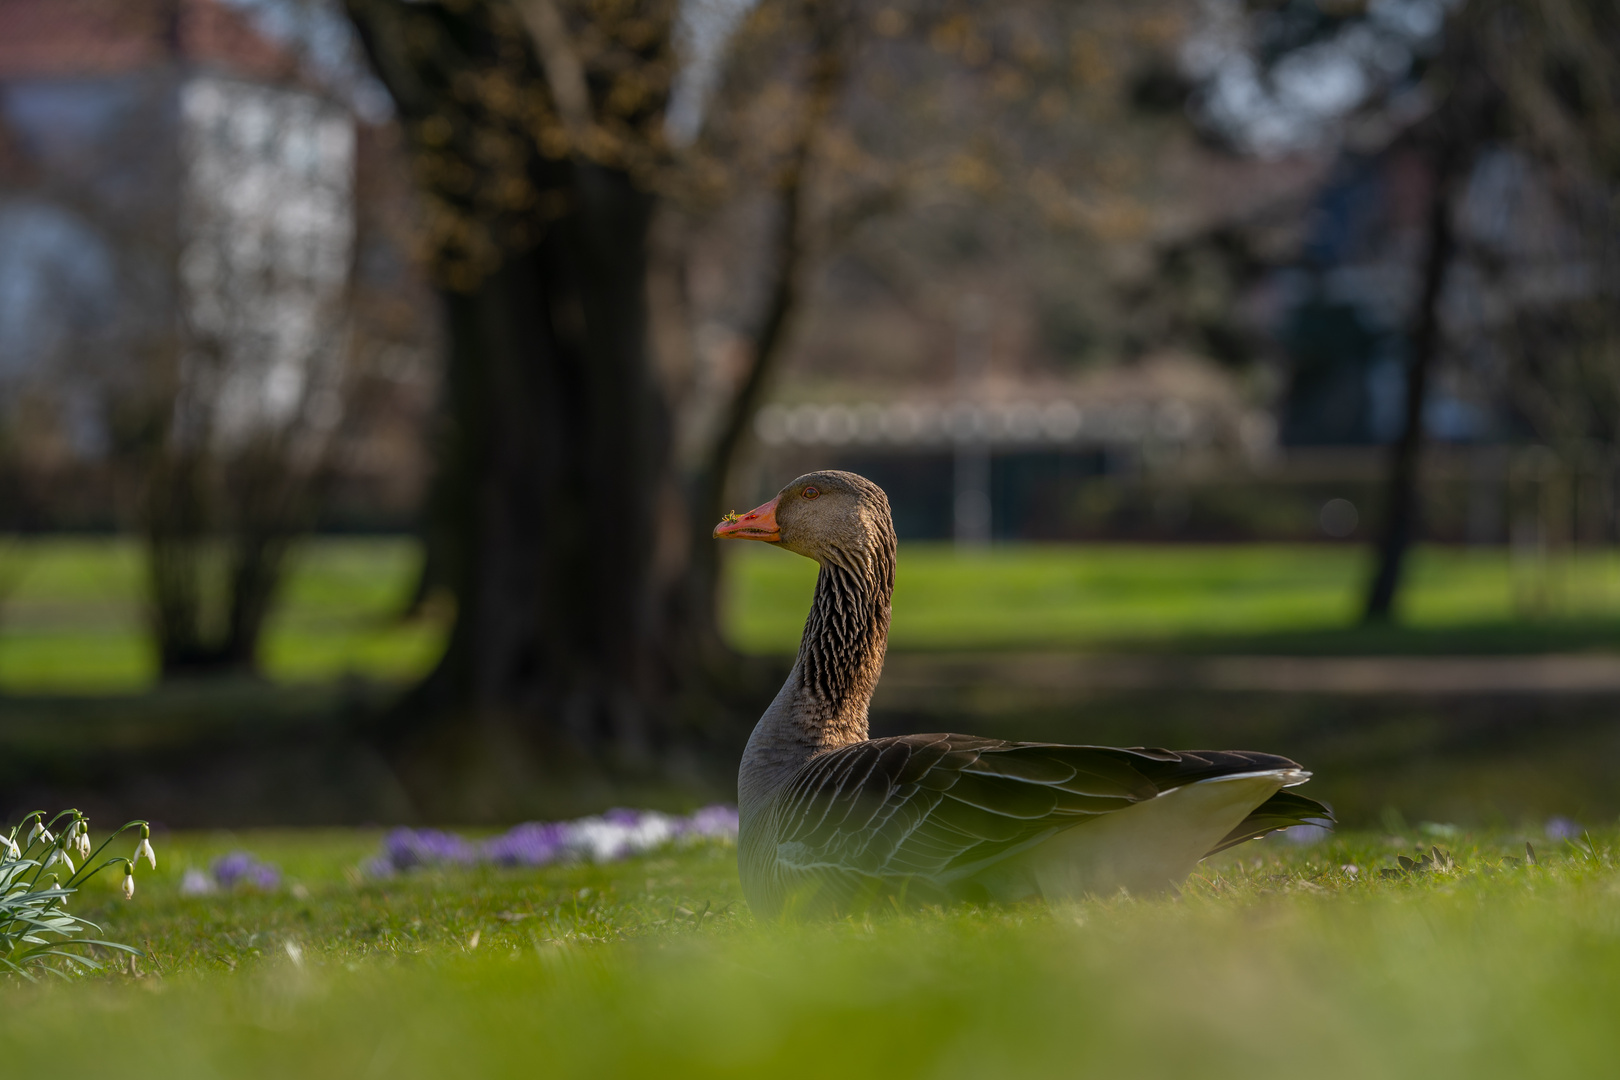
[4,826,1618,1079]
[4,538,1620,692]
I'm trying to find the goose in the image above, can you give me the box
[714,469,1331,918]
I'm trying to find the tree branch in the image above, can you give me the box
[512,0,595,144]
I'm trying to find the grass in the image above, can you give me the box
[0,537,446,692]
[726,542,1620,654]
[4,538,1620,692]
[3,825,1618,1078]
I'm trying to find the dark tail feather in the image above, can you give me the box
[1205,789,1335,856]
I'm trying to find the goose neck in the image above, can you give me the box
[791,548,893,745]
[738,537,895,817]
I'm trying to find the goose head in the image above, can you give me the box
[714,470,895,571]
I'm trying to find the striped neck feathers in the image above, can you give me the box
[792,539,895,749]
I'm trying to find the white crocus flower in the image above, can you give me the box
[122,865,135,900]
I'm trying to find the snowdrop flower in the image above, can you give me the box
[2,832,18,860]
[122,864,135,900]
[27,821,53,847]
[44,847,75,875]
[134,825,156,870]
[179,868,216,896]
[75,820,92,859]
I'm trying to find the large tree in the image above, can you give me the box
[343,0,1207,812]
[341,0,872,811]
[344,0,683,803]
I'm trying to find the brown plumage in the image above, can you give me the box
[716,470,1331,918]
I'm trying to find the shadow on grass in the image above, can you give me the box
[1156,618,1620,657]
[0,673,755,830]
[7,625,1620,832]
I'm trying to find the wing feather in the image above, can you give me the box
[770,735,1162,889]
[943,772,1060,818]
[1205,789,1335,855]
[760,733,1328,914]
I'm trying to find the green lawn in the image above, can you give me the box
[4,538,1620,692]
[0,538,446,693]
[727,542,1620,654]
[4,826,1618,1078]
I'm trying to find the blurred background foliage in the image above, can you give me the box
[1,0,1618,826]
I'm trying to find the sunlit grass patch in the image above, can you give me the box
[727,542,1620,654]
[0,538,446,693]
[2,827,1616,1079]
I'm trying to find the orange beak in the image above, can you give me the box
[713,495,781,541]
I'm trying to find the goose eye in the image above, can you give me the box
[802,486,820,500]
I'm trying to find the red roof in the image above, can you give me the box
[0,0,297,82]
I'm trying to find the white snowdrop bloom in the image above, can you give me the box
[44,848,74,874]
[564,813,679,862]
[2,834,18,860]
[179,869,216,896]
[565,819,634,862]
[28,822,52,847]
[122,867,135,900]
[135,837,157,870]
[623,813,676,854]
[76,824,92,859]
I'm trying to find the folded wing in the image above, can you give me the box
[763,733,1333,910]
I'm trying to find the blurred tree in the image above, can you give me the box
[343,0,684,789]
[1361,23,1486,623]
[1368,0,1620,619]
[340,0,1200,801]
[0,2,405,678]
[143,75,362,674]
[1185,0,1620,620]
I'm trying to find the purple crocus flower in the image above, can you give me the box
[382,827,479,871]
[1545,816,1583,842]
[482,821,571,867]
[211,851,281,890]
[683,805,741,838]
[367,806,741,876]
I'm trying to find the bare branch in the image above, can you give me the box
[513,0,595,144]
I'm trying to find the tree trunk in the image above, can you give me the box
[1363,145,1458,622]
[391,163,676,788]
[344,0,826,809]
[145,443,305,678]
